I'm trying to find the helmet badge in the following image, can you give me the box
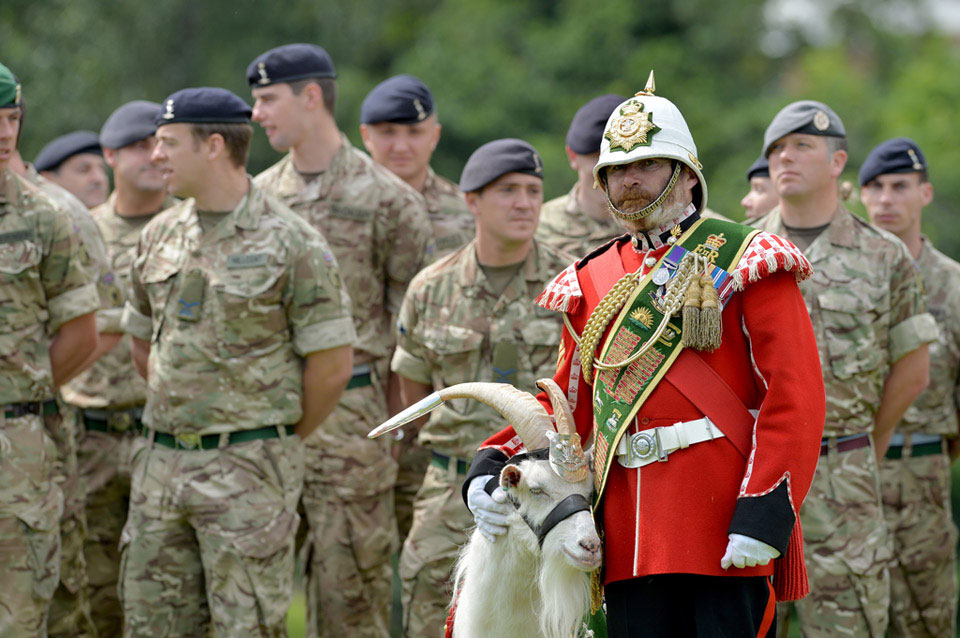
[605,100,660,153]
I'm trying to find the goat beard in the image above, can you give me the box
[536,549,592,638]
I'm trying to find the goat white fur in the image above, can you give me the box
[451,458,600,638]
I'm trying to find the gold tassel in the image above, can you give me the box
[590,567,604,615]
[682,274,702,349]
[698,273,722,351]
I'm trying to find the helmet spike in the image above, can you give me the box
[636,70,656,97]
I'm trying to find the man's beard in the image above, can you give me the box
[611,183,691,234]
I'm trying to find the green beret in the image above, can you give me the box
[0,62,22,109]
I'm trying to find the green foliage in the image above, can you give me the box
[2,0,958,258]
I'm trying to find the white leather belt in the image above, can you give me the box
[616,417,725,468]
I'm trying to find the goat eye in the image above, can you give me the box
[529,487,545,496]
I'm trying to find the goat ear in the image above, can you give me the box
[500,465,522,491]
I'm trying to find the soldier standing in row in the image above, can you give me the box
[358,74,473,544]
[60,99,177,637]
[247,44,433,638]
[740,155,777,221]
[0,60,100,637]
[536,94,625,257]
[860,138,960,638]
[752,101,937,638]
[119,87,355,637]
[392,139,570,636]
[35,130,110,209]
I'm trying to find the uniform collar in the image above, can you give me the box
[182,179,262,244]
[629,203,698,251]
[274,132,353,200]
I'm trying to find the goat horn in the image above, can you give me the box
[367,382,553,450]
[536,378,576,437]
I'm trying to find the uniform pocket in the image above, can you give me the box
[0,237,43,329]
[818,290,883,379]
[420,324,484,388]
[232,508,299,627]
[17,492,63,601]
[214,264,288,359]
[140,260,180,341]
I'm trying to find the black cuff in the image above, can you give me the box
[727,481,796,554]
[461,448,508,508]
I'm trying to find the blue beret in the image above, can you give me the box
[459,138,543,192]
[157,88,251,126]
[34,130,102,172]
[247,43,336,87]
[762,100,845,157]
[859,137,927,186]
[100,101,162,149]
[566,94,625,155]
[360,74,434,124]
[746,155,769,181]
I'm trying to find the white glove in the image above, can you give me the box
[467,475,512,542]
[720,533,781,569]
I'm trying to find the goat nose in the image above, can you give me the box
[580,537,600,554]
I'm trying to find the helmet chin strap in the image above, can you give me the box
[602,161,682,222]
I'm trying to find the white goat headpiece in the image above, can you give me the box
[367,378,587,482]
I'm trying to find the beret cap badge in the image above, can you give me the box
[162,99,175,120]
[257,62,270,85]
[813,110,830,131]
[605,100,660,153]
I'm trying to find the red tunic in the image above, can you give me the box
[477,232,825,592]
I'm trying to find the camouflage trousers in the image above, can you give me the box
[48,402,97,638]
[778,438,891,638]
[78,426,135,638]
[0,412,63,637]
[880,444,958,638]
[394,441,430,544]
[120,430,304,638]
[299,376,398,638]
[399,462,473,638]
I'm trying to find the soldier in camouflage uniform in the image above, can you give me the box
[536,94,624,257]
[392,139,570,637]
[359,74,474,544]
[59,100,177,638]
[248,45,433,638]
[9,71,113,638]
[0,61,101,637]
[859,138,960,638]
[35,131,110,209]
[752,102,937,638]
[119,87,355,638]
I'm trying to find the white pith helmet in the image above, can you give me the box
[593,71,708,218]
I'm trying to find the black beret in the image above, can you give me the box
[100,101,162,149]
[746,155,769,181]
[859,137,927,186]
[459,138,543,192]
[157,88,251,126]
[762,100,845,157]
[566,94,625,155]
[360,74,434,124]
[247,43,336,87]
[34,131,102,172]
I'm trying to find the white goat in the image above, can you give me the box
[449,380,601,638]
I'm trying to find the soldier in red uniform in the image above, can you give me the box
[461,76,826,637]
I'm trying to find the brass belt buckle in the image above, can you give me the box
[108,411,133,432]
[176,433,201,450]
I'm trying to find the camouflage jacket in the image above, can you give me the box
[421,167,473,262]
[0,170,100,404]
[22,164,117,318]
[392,240,572,457]
[61,191,178,410]
[121,183,355,434]
[254,135,432,366]
[535,183,623,258]
[752,205,937,436]
[897,237,960,436]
